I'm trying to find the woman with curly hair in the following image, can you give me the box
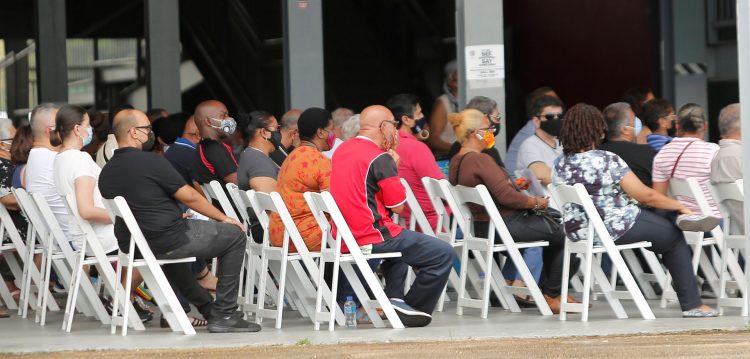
[552,103,718,318]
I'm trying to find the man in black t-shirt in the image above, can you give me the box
[191,100,239,187]
[99,109,259,333]
[600,102,657,187]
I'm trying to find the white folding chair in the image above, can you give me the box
[440,180,552,318]
[710,179,747,315]
[103,196,197,335]
[61,194,145,332]
[225,183,281,314]
[420,177,469,311]
[247,190,344,329]
[13,188,104,325]
[304,191,404,329]
[664,178,744,309]
[202,181,240,275]
[549,183,655,321]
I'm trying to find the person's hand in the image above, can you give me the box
[222,217,245,231]
[539,197,549,210]
[388,149,401,167]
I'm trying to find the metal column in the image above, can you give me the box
[659,0,676,103]
[282,0,325,110]
[34,0,68,103]
[735,0,750,313]
[144,0,182,113]
[4,40,30,119]
[456,0,506,156]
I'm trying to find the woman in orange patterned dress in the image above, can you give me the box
[268,108,336,252]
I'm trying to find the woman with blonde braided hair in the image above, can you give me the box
[553,103,719,318]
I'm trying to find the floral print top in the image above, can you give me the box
[552,150,640,242]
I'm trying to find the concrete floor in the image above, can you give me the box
[1,296,748,354]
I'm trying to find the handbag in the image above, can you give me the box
[452,152,563,239]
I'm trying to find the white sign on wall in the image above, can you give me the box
[464,44,505,81]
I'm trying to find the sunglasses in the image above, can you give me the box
[542,113,563,121]
[133,125,153,134]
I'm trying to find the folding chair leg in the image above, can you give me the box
[559,240,572,321]
[63,254,85,332]
[608,251,655,320]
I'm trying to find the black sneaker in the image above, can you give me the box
[132,297,154,323]
[207,312,262,333]
[388,298,432,327]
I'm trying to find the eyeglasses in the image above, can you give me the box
[381,120,397,127]
[478,126,496,133]
[663,114,677,121]
[133,125,153,134]
[542,113,563,121]
[185,132,200,137]
[264,125,280,132]
[487,113,502,122]
[0,138,12,145]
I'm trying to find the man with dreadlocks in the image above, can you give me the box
[552,103,719,318]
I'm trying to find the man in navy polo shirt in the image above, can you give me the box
[330,105,455,327]
[165,115,201,185]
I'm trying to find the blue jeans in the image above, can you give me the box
[337,229,455,314]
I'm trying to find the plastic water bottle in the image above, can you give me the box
[344,296,357,328]
[478,271,486,293]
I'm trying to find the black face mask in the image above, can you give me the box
[269,130,282,150]
[141,131,156,152]
[540,118,562,137]
[493,123,501,136]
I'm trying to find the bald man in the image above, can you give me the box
[329,105,454,327]
[99,109,260,333]
[191,100,239,186]
[270,108,301,166]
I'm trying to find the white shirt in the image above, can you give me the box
[26,147,71,239]
[96,134,118,168]
[517,134,562,170]
[323,137,343,159]
[54,149,118,254]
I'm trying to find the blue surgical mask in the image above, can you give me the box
[82,126,93,146]
[634,116,643,137]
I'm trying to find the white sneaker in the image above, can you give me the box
[675,214,720,232]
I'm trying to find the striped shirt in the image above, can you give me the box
[646,133,672,152]
[652,137,720,217]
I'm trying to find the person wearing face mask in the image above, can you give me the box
[99,109,258,333]
[516,95,565,186]
[386,94,446,230]
[52,106,159,323]
[192,100,240,188]
[599,102,657,187]
[642,98,676,152]
[448,108,576,313]
[268,108,334,252]
[269,109,301,167]
[448,96,505,168]
[330,105,455,327]
[237,111,280,193]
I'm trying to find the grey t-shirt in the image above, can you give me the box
[238,147,280,190]
[517,135,562,170]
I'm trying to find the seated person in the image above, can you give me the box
[192,100,239,187]
[553,103,718,318]
[52,105,157,323]
[447,96,504,167]
[506,86,559,174]
[642,98,675,152]
[237,111,280,192]
[270,109,300,167]
[652,103,721,218]
[448,108,576,313]
[517,95,565,186]
[10,125,33,189]
[622,86,655,145]
[0,120,28,235]
[99,109,259,333]
[600,102,657,187]
[269,108,334,251]
[711,103,743,234]
[387,94,447,229]
[330,105,454,327]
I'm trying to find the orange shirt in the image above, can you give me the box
[269,146,331,252]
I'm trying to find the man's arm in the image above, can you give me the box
[172,184,244,230]
[529,162,552,186]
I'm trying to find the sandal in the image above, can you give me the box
[196,268,217,292]
[160,315,208,328]
[0,306,9,318]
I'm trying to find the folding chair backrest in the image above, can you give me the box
[103,197,160,265]
[549,183,613,244]
[226,183,250,225]
[438,179,479,237]
[248,190,317,266]
[205,180,239,221]
[30,192,72,252]
[399,178,436,236]
[669,177,716,217]
[421,177,454,241]
[441,181,517,244]
[62,194,110,257]
[710,180,744,234]
[0,200,27,254]
[303,191,366,258]
[304,191,337,253]
[12,188,49,238]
